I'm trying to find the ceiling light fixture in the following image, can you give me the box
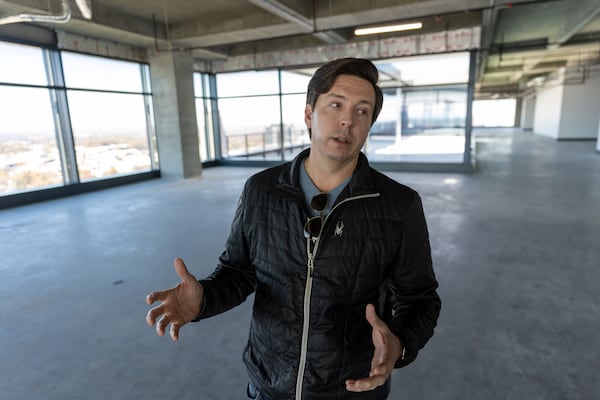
[354,22,422,36]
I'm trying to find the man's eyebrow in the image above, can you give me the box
[326,92,373,106]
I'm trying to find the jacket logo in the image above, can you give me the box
[335,220,344,237]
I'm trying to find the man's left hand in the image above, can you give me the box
[345,304,403,392]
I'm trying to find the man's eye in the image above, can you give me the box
[357,109,369,116]
[330,102,341,108]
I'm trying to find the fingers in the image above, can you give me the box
[174,257,196,283]
[170,323,181,341]
[345,304,399,393]
[146,304,164,326]
[345,374,388,392]
[156,315,169,337]
[147,307,181,341]
[146,258,195,341]
[146,289,168,305]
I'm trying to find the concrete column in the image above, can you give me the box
[521,95,535,131]
[149,50,201,179]
[514,97,522,128]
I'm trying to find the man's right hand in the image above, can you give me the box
[146,258,204,341]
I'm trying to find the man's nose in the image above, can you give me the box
[339,111,353,128]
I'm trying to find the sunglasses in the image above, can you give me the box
[304,192,328,239]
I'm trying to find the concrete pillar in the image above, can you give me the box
[521,95,535,131]
[514,97,522,128]
[149,50,201,179]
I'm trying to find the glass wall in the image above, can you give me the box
[0,42,63,193]
[193,73,215,162]
[281,70,311,161]
[214,69,312,161]
[473,99,516,127]
[0,40,157,197]
[216,70,283,161]
[369,53,471,164]
[61,52,154,181]
[211,52,473,169]
[368,86,468,163]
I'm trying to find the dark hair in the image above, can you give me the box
[306,58,384,126]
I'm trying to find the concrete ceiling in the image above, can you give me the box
[1,0,600,98]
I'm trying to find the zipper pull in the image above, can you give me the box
[308,252,314,277]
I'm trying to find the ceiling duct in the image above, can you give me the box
[0,0,92,26]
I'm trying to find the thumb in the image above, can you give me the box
[365,304,386,332]
[174,257,196,283]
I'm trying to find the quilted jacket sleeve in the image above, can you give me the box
[196,181,257,320]
[384,192,441,368]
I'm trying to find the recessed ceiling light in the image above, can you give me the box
[354,22,423,36]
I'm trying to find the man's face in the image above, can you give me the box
[305,74,375,165]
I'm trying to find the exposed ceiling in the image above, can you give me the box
[1,0,600,98]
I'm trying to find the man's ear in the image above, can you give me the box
[304,104,312,130]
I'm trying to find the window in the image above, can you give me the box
[212,53,473,168]
[216,70,282,160]
[281,70,311,160]
[218,96,282,160]
[67,91,151,179]
[61,52,153,181]
[0,42,62,194]
[0,86,63,193]
[1,41,157,198]
[369,52,472,165]
[62,52,144,92]
[194,73,215,162]
[473,99,516,127]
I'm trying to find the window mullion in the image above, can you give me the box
[141,64,159,170]
[44,49,79,185]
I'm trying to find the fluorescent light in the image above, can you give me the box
[354,22,422,36]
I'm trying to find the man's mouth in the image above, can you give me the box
[332,136,350,144]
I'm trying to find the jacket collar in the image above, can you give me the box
[276,148,379,198]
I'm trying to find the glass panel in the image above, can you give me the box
[281,70,311,94]
[217,70,279,97]
[0,86,63,194]
[376,52,469,86]
[218,96,281,160]
[196,98,217,162]
[194,73,215,162]
[473,99,516,127]
[0,41,48,86]
[62,52,143,92]
[204,99,216,161]
[366,86,467,163]
[282,93,310,161]
[193,73,204,98]
[67,91,151,180]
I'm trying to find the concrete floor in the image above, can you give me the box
[1,129,599,400]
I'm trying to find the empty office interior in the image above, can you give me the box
[1,0,599,399]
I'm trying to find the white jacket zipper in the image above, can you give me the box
[294,192,380,400]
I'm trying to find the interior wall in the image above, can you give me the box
[533,85,563,139]
[558,66,600,140]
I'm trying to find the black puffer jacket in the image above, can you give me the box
[199,149,440,399]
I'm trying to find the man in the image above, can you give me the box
[146,58,441,399]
